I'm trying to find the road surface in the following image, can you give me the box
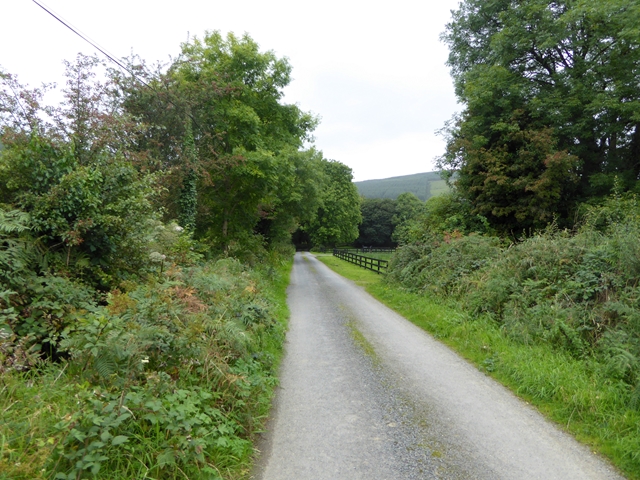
[253,252,624,479]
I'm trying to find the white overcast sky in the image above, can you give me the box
[2,0,461,181]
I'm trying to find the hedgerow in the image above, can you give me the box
[387,191,640,412]
[1,251,289,479]
[0,48,294,480]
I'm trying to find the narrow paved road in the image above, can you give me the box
[253,253,624,480]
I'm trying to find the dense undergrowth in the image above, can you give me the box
[1,249,291,480]
[0,196,292,479]
[384,192,640,477]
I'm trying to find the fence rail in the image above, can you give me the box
[349,247,396,254]
[333,249,388,274]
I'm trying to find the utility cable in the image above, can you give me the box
[32,0,152,89]
[31,0,202,131]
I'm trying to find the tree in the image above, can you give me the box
[116,32,318,248]
[254,147,325,244]
[356,198,396,247]
[391,192,424,245]
[0,58,158,289]
[440,0,640,233]
[305,160,362,247]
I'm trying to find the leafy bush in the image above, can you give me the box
[1,253,289,479]
[387,233,501,295]
[387,192,640,405]
[392,192,493,245]
[0,134,159,289]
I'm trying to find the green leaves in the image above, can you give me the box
[119,31,320,248]
[36,254,289,479]
[442,0,640,232]
[305,160,362,247]
[357,198,397,247]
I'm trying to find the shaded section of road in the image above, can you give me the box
[253,253,624,480]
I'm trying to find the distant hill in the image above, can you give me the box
[355,171,449,201]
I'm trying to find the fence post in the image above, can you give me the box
[332,248,388,274]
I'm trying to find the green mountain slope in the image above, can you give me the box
[355,171,448,201]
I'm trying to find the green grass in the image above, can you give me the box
[0,366,73,480]
[315,254,636,479]
[314,254,383,289]
[357,252,394,261]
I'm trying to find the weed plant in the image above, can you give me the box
[1,247,291,479]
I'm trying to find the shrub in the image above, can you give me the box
[387,233,501,295]
[41,256,286,479]
[387,192,640,403]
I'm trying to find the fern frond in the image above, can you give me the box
[94,353,118,379]
[0,207,30,236]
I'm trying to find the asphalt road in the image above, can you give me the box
[253,252,624,480]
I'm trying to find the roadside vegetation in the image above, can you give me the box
[1,255,292,479]
[340,1,640,476]
[0,32,361,479]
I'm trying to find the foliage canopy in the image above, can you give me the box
[115,32,326,248]
[440,0,640,233]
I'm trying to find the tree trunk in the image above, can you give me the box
[629,124,640,180]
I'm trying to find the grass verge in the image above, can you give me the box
[357,252,394,261]
[315,254,637,479]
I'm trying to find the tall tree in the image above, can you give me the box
[305,160,362,247]
[115,32,318,247]
[440,0,640,233]
[356,198,397,247]
[255,147,325,244]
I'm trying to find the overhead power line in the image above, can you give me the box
[31,0,151,89]
[31,0,201,130]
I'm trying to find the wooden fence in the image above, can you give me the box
[348,247,396,254]
[333,249,388,274]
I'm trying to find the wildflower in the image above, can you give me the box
[149,252,166,263]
